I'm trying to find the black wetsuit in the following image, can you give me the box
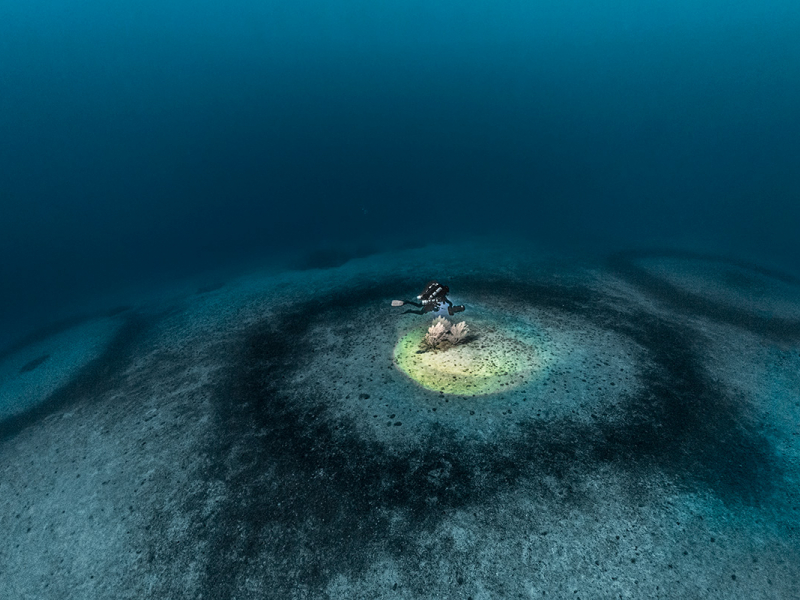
[402,281,465,316]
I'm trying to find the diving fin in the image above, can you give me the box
[448,305,465,315]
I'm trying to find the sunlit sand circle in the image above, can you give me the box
[393,319,544,395]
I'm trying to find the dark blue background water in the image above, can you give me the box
[2,0,798,349]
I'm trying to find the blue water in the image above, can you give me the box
[2,0,799,349]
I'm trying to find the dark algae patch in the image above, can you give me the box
[19,354,50,374]
[195,282,225,295]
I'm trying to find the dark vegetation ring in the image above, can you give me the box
[609,249,800,342]
[195,273,780,597]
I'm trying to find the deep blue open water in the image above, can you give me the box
[2,0,799,348]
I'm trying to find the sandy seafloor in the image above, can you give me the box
[1,240,799,599]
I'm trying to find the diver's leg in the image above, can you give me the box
[402,303,434,315]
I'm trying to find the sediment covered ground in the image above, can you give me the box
[1,241,799,599]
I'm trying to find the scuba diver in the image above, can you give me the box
[391,281,466,316]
